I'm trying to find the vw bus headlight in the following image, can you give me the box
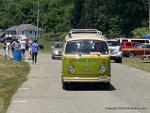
[100,65,107,73]
[68,65,75,73]
[53,50,59,55]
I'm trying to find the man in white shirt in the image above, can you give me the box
[20,40,26,60]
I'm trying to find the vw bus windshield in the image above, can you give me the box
[65,40,109,55]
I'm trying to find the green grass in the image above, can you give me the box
[0,58,30,113]
[123,57,150,72]
[37,32,66,53]
[38,38,52,53]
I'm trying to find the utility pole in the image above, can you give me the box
[149,0,150,28]
[36,2,39,38]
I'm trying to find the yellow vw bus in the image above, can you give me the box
[62,29,111,89]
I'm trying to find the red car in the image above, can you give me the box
[122,44,150,57]
[120,42,140,49]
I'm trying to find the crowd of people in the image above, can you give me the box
[3,37,40,64]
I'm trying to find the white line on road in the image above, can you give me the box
[13,101,28,103]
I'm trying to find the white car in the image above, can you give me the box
[107,40,122,63]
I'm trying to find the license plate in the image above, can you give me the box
[101,76,108,80]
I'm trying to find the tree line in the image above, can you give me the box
[0,0,149,38]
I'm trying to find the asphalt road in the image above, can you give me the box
[7,53,150,113]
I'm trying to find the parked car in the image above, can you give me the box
[51,42,63,59]
[122,43,150,57]
[128,39,150,43]
[120,42,140,49]
[116,38,128,44]
[107,40,122,63]
[0,37,13,43]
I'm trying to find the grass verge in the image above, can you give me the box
[38,38,51,53]
[0,58,30,113]
[123,57,150,72]
[37,32,66,53]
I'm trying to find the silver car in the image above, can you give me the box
[51,42,63,59]
[107,40,122,63]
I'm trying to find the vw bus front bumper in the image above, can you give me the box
[62,76,111,83]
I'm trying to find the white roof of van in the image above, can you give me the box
[66,33,106,42]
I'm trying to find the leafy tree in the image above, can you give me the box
[132,27,150,38]
[0,0,149,39]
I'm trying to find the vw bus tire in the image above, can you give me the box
[62,82,68,89]
[115,58,122,63]
[104,83,111,89]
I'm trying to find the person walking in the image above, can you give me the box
[12,39,20,51]
[12,39,21,63]
[20,40,26,60]
[3,40,7,59]
[5,40,11,63]
[28,39,33,60]
[10,38,15,54]
[31,40,39,64]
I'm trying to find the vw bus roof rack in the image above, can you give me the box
[65,29,104,40]
[69,29,102,36]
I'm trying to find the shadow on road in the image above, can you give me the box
[110,61,122,64]
[65,83,116,91]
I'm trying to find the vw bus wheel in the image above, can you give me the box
[104,83,111,89]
